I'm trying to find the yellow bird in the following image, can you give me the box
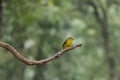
[62,37,73,49]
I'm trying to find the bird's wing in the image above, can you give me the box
[62,40,67,48]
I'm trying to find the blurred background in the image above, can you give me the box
[0,0,120,80]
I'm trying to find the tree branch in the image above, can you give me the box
[0,42,82,65]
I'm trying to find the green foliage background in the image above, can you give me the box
[0,0,120,80]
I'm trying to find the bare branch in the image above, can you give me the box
[0,42,82,65]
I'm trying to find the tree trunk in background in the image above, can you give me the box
[33,47,46,80]
[0,0,2,38]
[100,17,116,80]
[88,1,116,80]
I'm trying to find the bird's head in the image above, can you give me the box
[68,37,73,40]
